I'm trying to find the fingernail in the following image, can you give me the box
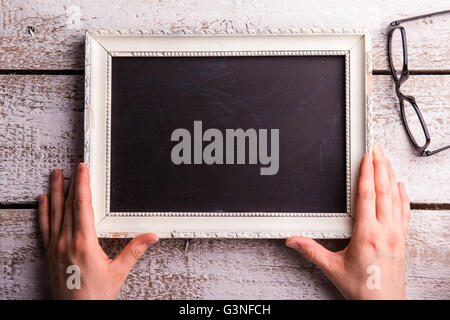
[144,234,159,246]
[373,143,384,157]
[78,162,84,174]
[145,239,158,246]
[286,240,299,250]
[38,194,45,204]
[52,170,59,179]
[144,240,154,246]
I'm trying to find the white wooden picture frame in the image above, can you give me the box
[84,30,371,239]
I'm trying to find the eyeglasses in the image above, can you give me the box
[387,10,450,157]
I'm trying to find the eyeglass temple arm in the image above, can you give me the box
[390,9,450,26]
[423,144,450,156]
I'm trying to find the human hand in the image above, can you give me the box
[286,144,410,299]
[38,162,159,299]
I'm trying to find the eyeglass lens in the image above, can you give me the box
[401,100,427,148]
[390,28,406,78]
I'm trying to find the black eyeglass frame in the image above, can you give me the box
[387,10,450,157]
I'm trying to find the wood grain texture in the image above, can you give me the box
[1,0,448,302]
[1,74,449,204]
[0,209,448,299]
[0,75,83,203]
[1,0,449,70]
[372,75,450,203]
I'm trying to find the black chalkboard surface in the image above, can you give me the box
[110,56,346,213]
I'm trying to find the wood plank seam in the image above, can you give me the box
[1,209,448,299]
[1,70,450,75]
[2,202,450,210]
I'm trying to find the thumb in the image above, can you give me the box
[113,233,159,275]
[286,236,338,274]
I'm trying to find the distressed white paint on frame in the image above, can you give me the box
[85,31,370,238]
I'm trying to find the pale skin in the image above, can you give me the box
[287,143,410,299]
[38,162,158,299]
[38,143,409,299]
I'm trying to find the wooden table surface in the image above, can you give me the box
[1,0,449,299]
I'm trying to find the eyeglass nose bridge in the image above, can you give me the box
[395,86,415,100]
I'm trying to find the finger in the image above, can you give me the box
[387,160,401,223]
[50,170,65,238]
[38,194,50,249]
[372,143,392,223]
[398,182,411,237]
[62,165,78,237]
[286,236,341,276]
[355,153,377,227]
[73,163,95,236]
[112,233,159,277]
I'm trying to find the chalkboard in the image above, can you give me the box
[110,55,346,213]
[86,33,369,237]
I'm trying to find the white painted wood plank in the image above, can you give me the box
[1,0,449,70]
[0,209,448,299]
[1,74,448,203]
[0,75,83,203]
